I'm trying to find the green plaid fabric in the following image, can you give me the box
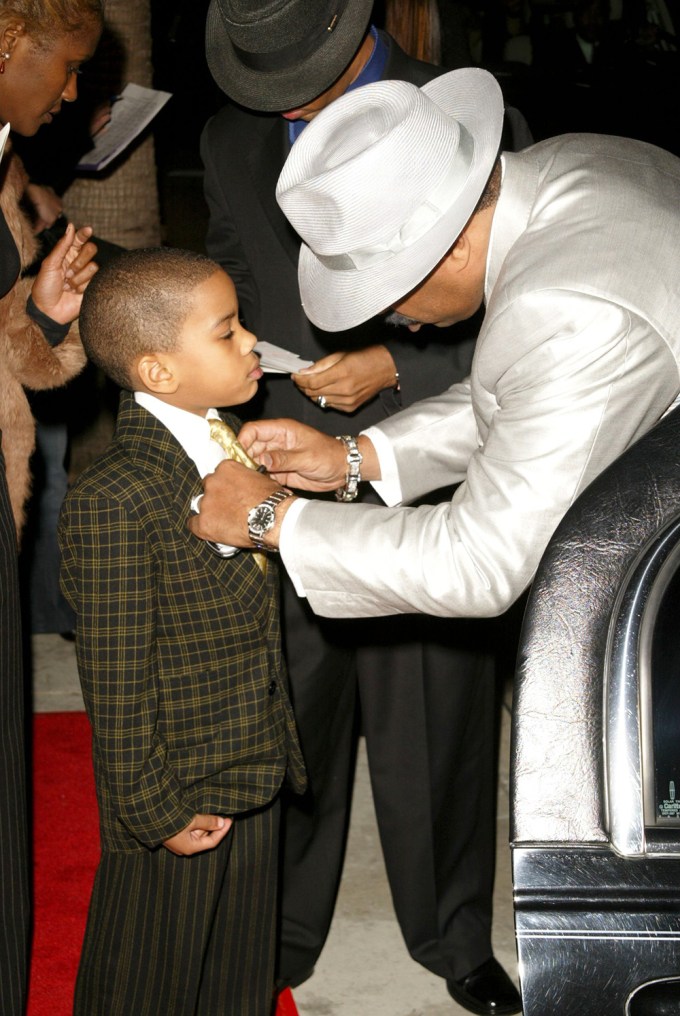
[59,392,305,852]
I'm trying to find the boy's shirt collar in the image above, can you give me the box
[134,391,226,479]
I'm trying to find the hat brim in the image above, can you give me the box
[205,0,373,111]
[297,68,505,332]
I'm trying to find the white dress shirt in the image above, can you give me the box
[134,392,238,557]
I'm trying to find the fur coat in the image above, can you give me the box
[0,143,86,539]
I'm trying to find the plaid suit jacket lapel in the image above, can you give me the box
[114,393,270,611]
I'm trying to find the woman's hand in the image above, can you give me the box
[30,222,98,325]
[90,99,114,137]
[25,183,63,233]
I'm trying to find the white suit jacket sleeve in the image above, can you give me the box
[281,293,679,619]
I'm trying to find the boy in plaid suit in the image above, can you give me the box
[59,247,305,1016]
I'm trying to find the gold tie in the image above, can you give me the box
[209,418,267,574]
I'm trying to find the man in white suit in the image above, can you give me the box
[188,67,680,626]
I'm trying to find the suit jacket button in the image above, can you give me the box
[268,680,277,696]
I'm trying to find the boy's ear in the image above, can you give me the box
[136,354,179,394]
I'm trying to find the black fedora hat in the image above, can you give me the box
[206,0,374,112]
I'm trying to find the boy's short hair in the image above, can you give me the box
[79,247,221,390]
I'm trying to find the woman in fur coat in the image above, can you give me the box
[1,2,103,1010]
[0,144,92,537]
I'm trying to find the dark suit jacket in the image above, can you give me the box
[59,392,305,852]
[200,31,481,436]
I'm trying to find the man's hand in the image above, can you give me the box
[238,419,349,490]
[163,813,233,856]
[292,345,398,413]
[187,461,291,549]
[187,422,381,549]
[31,223,98,324]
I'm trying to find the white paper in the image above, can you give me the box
[0,122,10,165]
[76,83,171,172]
[255,340,314,374]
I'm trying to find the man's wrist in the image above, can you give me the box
[335,435,362,501]
[370,344,399,392]
[261,493,297,550]
[247,489,294,550]
[356,434,380,483]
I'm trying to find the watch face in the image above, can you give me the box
[248,503,275,537]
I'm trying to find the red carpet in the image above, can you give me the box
[28,712,99,1016]
[28,711,299,1016]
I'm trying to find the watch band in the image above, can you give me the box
[335,435,362,502]
[247,489,291,549]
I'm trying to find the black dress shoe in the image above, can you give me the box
[447,956,522,1015]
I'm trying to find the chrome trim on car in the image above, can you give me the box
[605,516,680,856]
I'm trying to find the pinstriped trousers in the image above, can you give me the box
[74,799,279,1016]
[0,454,29,1016]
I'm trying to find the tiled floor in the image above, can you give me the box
[32,632,520,1016]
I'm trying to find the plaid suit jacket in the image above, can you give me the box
[59,392,305,852]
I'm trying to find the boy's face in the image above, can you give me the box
[165,270,262,415]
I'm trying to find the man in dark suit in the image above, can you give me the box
[58,247,305,1015]
[200,3,523,1013]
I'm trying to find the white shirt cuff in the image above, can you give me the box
[279,496,310,596]
[279,427,402,599]
[362,426,403,506]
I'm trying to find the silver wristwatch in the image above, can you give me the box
[247,489,291,549]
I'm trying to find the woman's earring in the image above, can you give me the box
[0,52,10,75]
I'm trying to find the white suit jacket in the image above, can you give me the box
[283,134,680,618]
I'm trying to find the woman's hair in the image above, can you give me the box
[384,0,442,65]
[0,0,104,42]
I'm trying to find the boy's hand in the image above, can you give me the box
[163,813,233,856]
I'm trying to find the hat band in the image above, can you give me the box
[317,124,475,272]
[231,6,346,74]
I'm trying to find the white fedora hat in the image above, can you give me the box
[276,67,504,331]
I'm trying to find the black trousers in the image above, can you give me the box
[277,573,498,986]
[75,799,280,1016]
[0,454,29,1016]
